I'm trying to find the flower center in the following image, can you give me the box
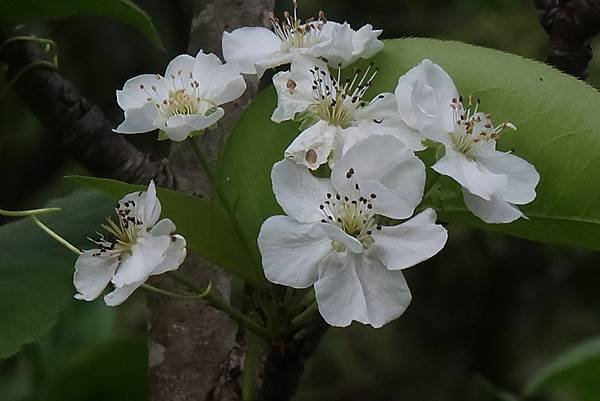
[305,63,378,128]
[318,167,381,250]
[164,89,199,117]
[449,96,516,155]
[138,72,217,120]
[270,1,327,52]
[89,200,144,258]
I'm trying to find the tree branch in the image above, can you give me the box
[258,319,328,401]
[0,27,179,187]
[535,0,600,79]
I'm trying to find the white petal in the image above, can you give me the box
[317,222,363,254]
[163,108,225,141]
[149,218,176,236]
[271,56,324,123]
[284,121,337,170]
[331,122,424,166]
[314,252,412,328]
[395,59,457,138]
[370,209,448,270]
[116,74,168,110]
[310,22,354,66]
[351,24,384,59]
[73,251,119,301]
[332,135,426,219]
[111,235,171,287]
[354,92,399,123]
[118,181,161,229]
[258,216,331,288]
[271,159,334,223]
[114,102,161,134]
[462,189,524,224]
[104,280,145,306]
[474,149,540,205]
[151,235,187,275]
[195,56,246,105]
[142,180,161,227]
[222,27,283,75]
[164,54,197,86]
[432,146,507,201]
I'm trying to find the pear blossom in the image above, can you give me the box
[222,1,383,78]
[258,136,447,328]
[115,51,246,141]
[395,59,540,223]
[73,181,187,306]
[272,55,423,170]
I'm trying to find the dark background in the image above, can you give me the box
[1,1,599,400]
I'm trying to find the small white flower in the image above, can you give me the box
[258,135,447,328]
[273,55,423,169]
[395,59,540,223]
[73,181,187,306]
[115,51,246,141]
[222,1,383,78]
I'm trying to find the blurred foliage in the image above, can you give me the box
[0,0,162,47]
[1,0,600,401]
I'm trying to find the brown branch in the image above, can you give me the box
[0,27,179,187]
[146,2,274,401]
[258,320,328,401]
[535,0,600,79]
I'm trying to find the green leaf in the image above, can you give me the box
[219,38,600,252]
[0,0,162,48]
[217,87,298,261]
[69,175,263,285]
[0,189,114,359]
[524,336,600,401]
[40,338,147,401]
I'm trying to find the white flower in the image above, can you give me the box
[272,55,423,170]
[395,59,540,223]
[115,51,246,142]
[222,1,383,78]
[73,181,187,306]
[258,136,447,328]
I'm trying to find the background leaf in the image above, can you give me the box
[70,176,263,285]
[0,0,162,47]
[524,336,600,401]
[218,38,600,252]
[0,189,113,359]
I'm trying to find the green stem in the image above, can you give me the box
[187,137,227,204]
[289,301,319,333]
[0,60,56,101]
[142,283,210,299]
[170,272,272,341]
[0,207,61,217]
[30,216,81,256]
[242,335,259,401]
[0,36,56,55]
[205,291,272,341]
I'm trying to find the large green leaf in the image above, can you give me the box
[524,336,600,401]
[0,189,114,359]
[70,176,263,285]
[0,0,161,47]
[218,38,600,252]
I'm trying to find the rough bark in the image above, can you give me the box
[535,0,600,79]
[258,320,328,401]
[146,2,273,401]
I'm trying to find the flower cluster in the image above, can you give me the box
[103,1,540,326]
[251,5,539,327]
